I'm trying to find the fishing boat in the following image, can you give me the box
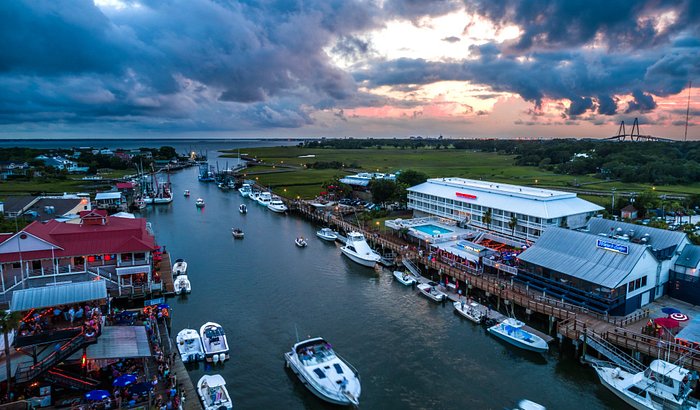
[197,374,233,410]
[232,228,244,239]
[284,337,361,406]
[256,191,272,207]
[487,318,549,353]
[417,282,447,302]
[315,228,338,242]
[393,270,416,286]
[238,183,252,198]
[200,322,230,363]
[143,173,173,204]
[339,232,381,267]
[295,237,308,247]
[239,204,247,214]
[196,198,205,207]
[174,275,191,295]
[198,164,215,182]
[184,190,190,197]
[267,197,288,213]
[176,328,204,363]
[592,359,700,410]
[172,259,188,276]
[453,300,485,324]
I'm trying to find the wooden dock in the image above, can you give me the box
[172,350,201,410]
[159,252,175,295]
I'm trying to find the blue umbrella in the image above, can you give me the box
[113,374,137,387]
[129,382,152,396]
[662,307,682,315]
[157,304,170,310]
[85,390,110,401]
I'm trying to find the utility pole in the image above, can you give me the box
[685,81,692,142]
[611,188,616,217]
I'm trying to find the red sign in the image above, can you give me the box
[456,192,477,200]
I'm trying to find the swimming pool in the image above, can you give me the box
[413,224,453,235]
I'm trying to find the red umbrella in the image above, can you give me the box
[654,317,680,328]
[670,313,690,322]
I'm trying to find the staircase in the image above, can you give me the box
[14,331,98,384]
[581,330,645,373]
[44,369,99,391]
[402,259,422,277]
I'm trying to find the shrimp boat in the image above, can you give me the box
[200,322,230,363]
[239,204,247,214]
[393,270,416,286]
[268,197,288,213]
[339,232,381,267]
[231,228,244,239]
[176,328,204,363]
[143,173,173,204]
[316,228,338,242]
[284,337,361,406]
[417,282,447,302]
[197,374,233,410]
[172,259,188,276]
[174,275,191,295]
[295,237,308,247]
[487,318,549,353]
[453,301,485,324]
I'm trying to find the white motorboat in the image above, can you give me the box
[249,190,261,202]
[176,328,204,363]
[174,275,191,295]
[184,190,190,197]
[238,183,252,198]
[511,400,546,410]
[295,237,308,247]
[268,198,288,213]
[256,191,272,207]
[340,231,381,267]
[196,198,205,207]
[200,322,230,363]
[393,270,416,286]
[172,259,188,276]
[592,359,700,410]
[197,374,233,410]
[316,228,338,242]
[284,337,361,406]
[417,282,447,302]
[453,301,485,324]
[487,318,549,353]
[232,228,244,239]
[239,204,247,214]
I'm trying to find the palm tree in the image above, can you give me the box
[483,208,492,230]
[1,310,21,396]
[508,214,518,236]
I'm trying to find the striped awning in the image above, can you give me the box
[10,280,107,312]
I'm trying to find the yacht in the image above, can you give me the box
[417,282,447,302]
[284,337,361,406]
[184,190,190,197]
[200,322,230,363]
[249,190,261,202]
[295,237,308,247]
[592,359,700,410]
[256,191,272,207]
[232,228,244,239]
[197,374,233,410]
[487,318,549,353]
[196,198,205,207]
[176,328,204,363]
[316,228,338,242]
[268,198,288,213]
[239,204,247,214]
[172,259,188,276]
[393,270,416,286]
[174,275,191,295]
[340,232,381,267]
[238,183,252,198]
[453,300,485,324]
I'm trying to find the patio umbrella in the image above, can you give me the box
[662,307,682,315]
[671,313,690,322]
[654,317,680,329]
[113,374,137,387]
[129,382,152,396]
[157,304,170,310]
[85,390,110,401]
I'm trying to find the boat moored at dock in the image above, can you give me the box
[316,228,338,242]
[487,318,549,353]
[417,282,447,302]
[176,328,204,363]
[238,183,252,197]
[393,270,416,286]
[256,191,272,207]
[340,231,381,267]
[453,300,485,324]
[174,275,191,295]
[268,197,288,213]
[200,322,230,363]
[197,374,233,410]
[173,259,188,276]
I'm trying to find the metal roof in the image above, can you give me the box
[518,227,650,288]
[95,192,122,200]
[676,245,700,268]
[67,326,152,360]
[10,280,108,311]
[339,177,370,186]
[408,178,603,219]
[586,218,687,252]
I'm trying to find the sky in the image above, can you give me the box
[0,0,699,140]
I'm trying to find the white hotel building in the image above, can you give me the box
[407,178,603,241]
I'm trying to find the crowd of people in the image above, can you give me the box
[17,302,104,338]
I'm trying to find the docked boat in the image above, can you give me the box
[393,270,416,286]
[174,275,191,295]
[453,300,485,324]
[176,328,204,363]
[256,191,272,207]
[196,198,205,207]
[249,190,261,202]
[239,204,247,214]
[268,197,288,213]
[134,199,146,210]
[295,237,308,247]
[284,337,361,406]
[232,228,244,239]
[184,190,190,197]
[487,318,549,353]
[339,232,381,267]
[417,282,447,302]
[238,183,252,198]
[592,359,700,410]
[197,374,233,410]
[316,228,338,242]
[172,259,188,276]
[511,400,546,410]
[143,173,173,204]
[200,322,230,363]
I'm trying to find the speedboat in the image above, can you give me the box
[511,400,546,410]
[184,190,190,197]
[284,337,361,406]
[239,204,247,214]
[197,374,233,410]
[174,275,191,295]
[453,300,485,324]
[238,183,252,198]
[256,191,272,207]
[340,232,381,267]
[200,322,230,363]
[268,197,288,213]
[592,359,700,410]
[196,198,205,207]
[487,318,549,353]
[316,228,338,242]
[176,328,204,363]
[417,282,447,302]
[172,259,188,276]
[232,228,244,239]
[295,237,308,247]
[393,270,416,286]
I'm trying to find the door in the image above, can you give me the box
[641,291,650,307]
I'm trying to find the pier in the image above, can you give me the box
[159,252,175,295]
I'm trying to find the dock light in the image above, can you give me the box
[284,188,287,192]
[256,177,259,180]
[535,179,538,184]
[652,186,656,190]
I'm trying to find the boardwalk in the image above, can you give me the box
[159,252,175,295]
[172,352,201,410]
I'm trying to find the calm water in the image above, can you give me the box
[135,148,624,410]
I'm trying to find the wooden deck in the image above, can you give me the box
[159,252,175,295]
[172,350,201,410]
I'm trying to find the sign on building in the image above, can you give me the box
[596,239,629,255]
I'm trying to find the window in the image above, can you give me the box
[134,252,146,260]
[628,280,637,292]
[641,276,647,287]
[12,262,20,269]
